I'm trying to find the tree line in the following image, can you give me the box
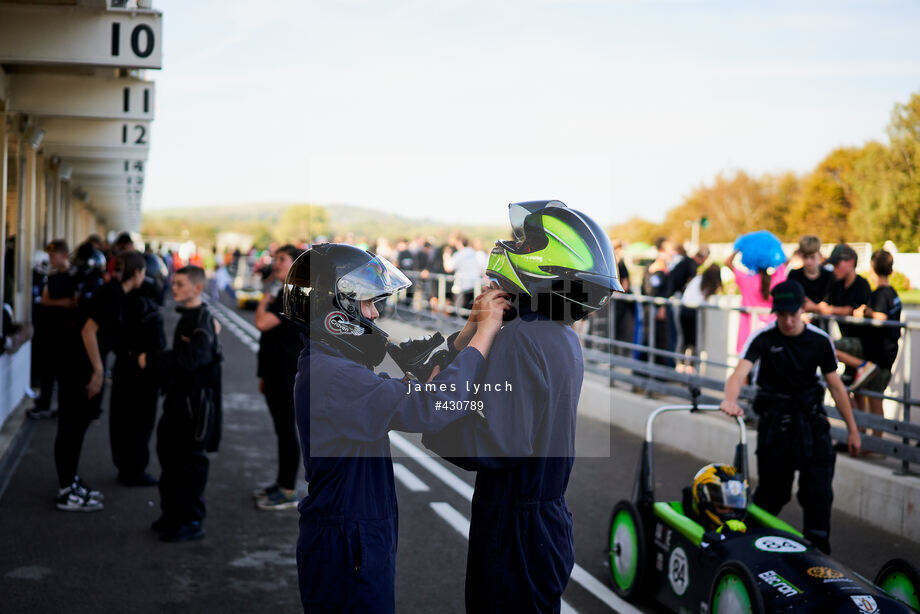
[611,91,920,251]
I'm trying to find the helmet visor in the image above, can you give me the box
[717,479,748,510]
[336,255,411,301]
[509,200,567,243]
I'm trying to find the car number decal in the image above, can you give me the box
[668,546,689,596]
[753,536,807,553]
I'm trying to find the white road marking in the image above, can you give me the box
[210,307,260,352]
[429,502,470,537]
[392,463,430,492]
[211,299,262,340]
[569,565,639,613]
[560,601,578,614]
[429,502,581,614]
[388,433,474,501]
[391,432,642,614]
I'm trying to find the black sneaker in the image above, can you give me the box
[56,482,104,512]
[159,521,205,543]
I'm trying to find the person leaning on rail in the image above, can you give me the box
[283,242,509,614]
[720,279,861,554]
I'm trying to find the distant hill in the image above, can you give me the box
[142,203,506,245]
[143,203,289,222]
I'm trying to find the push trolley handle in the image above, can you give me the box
[644,404,746,447]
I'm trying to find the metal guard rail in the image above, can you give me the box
[392,269,920,474]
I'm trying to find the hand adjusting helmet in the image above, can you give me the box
[486,200,624,322]
[283,243,411,368]
[691,464,748,530]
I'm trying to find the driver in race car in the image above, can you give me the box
[689,463,749,536]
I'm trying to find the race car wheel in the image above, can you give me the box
[875,558,920,610]
[709,560,765,614]
[607,500,646,600]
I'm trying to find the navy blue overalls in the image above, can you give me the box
[423,306,584,614]
[294,337,485,613]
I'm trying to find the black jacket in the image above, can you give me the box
[162,305,223,452]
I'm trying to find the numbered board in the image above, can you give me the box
[0,6,162,69]
[40,118,151,151]
[8,75,155,121]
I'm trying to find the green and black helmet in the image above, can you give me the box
[486,200,624,321]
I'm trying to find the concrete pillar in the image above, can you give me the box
[20,144,37,322]
[0,107,7,336]
[63,182,73,246]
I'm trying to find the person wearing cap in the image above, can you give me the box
[720,279,860,554]
[817,243,870,341]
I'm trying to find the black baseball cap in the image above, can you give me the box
[827,243,857,265]
[771,280,805,313]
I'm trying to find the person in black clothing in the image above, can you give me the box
[55,251,148,512]
[835,250,902,428]
[668,244,705,299]
[29,240,77,420]
[152,265,223,542]
[787,235,834,311]
[671,245,708,358]
[817,243,871,387]
[640,237,675,369]
[252,244,304,510]
[109,271,167,486]
[721,280,860,554]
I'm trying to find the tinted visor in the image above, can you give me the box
[336,255,411,301]
[711,478,747,510]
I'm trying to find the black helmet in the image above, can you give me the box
[283,243,411,368]
[486,200,624,322]
[139,253,169,304]
[72,241,106,274]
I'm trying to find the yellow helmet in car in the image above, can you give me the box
[691,464,748,529]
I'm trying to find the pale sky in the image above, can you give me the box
[144,0,920,228]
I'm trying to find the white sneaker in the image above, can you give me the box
[56,482,104,512]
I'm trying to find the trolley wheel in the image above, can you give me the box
[607,500,647,600]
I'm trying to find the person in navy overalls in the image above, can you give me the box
[284,243,510,613]
[423,201,625,613]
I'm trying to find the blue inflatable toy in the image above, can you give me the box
[733,230,785,271]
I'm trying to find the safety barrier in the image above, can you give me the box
[394,270,920,475]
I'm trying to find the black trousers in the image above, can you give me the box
[753,410,836,554]
[54,367,104,488]
[263,374,300,491]
[109,360,159,480]
[34,314,70,409]
[156,403,210,525]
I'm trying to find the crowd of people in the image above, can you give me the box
[19,233,225,542]
[0,213,908,611]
